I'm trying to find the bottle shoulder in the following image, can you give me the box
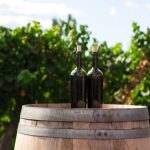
[71,67,86,76]
[87,68,103,76]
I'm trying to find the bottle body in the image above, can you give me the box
[70,68,86,108]
[87,51,103,108]
[87,68,103,108]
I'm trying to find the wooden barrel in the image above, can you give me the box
[15,104,150,150]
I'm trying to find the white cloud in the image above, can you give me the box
[0,15,31,27]
[0,15,52,28]
[0,0,82,28]
[0,0,82,16]
[125,1,139,8]
[110,7,117,16]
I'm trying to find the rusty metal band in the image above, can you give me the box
[17,125,150,140]
[20,105,149,122]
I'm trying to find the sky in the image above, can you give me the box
[0,0,150,49]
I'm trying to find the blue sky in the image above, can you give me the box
[0,0,150,49]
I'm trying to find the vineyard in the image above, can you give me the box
[0,15,150,149]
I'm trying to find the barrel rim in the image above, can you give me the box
[20,103,149,122]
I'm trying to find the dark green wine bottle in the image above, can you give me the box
[87,44,103,108]
[70,45,86,108]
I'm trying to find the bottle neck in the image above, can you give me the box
[92,52,98,69]
[76,51,82,69]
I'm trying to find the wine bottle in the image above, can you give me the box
[87,44,103,108]
[70,45,86,108]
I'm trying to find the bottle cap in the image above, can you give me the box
[93,44,98,52]
[77,45,81,52]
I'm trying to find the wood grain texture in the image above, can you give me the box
[73,138,150,150]
[15,133,150,150]
[15,133,73,150]
[15,103,150,150]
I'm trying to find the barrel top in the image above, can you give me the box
[20,103,149,123]
[22,103,147,109]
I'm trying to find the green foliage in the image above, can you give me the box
[129,22,150,105]
[17,69,38,87]
[131,71,150,105]
[99,42,130,103]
